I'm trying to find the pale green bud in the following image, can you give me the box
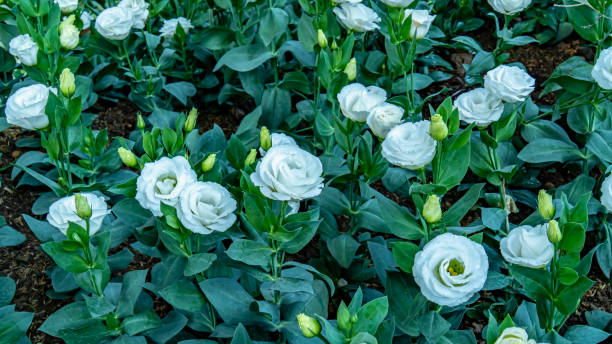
[74,193,92,220]
[59,68,76,97]
[547,220,562,243]
[331,40,338,50]
[59,14,76,32]
[260,126,271,151]
[297,313,321,338]
[117,147,138,167]
[423,195,442,224]
[538,190,555,220]
[202,153,216,172]
[59,23,79,50]
[185,108,198,132]
[344,57,357,81]
[317,29,328,49]
[245,148,257,166]
[430,114,448,141]
[337,304,351,331]
[137,114,145,130]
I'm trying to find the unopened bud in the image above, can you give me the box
[337,305,351,331]
[59,19,79,50]
[423,195,442,224]
[245,149,257,166]
[59,15,75,32]
[344,57,357,81]
[331,40,338,50]
[317,29,328,49]
[260,126,271,151]
[74,193,92,220]
[547,220,562,243]
[297,313,321,338]
[59,68,76,97]
[137,114,145,130]
[430,114,448,141]
[538,190,555,220]
[118,147,138,167]
[185,108,198,132]
[202,153,216,172]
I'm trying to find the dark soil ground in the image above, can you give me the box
[0,26,610,344]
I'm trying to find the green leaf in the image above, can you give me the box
[417,311,451,342]
[226,239,274,268]
[352,297,389,335]
[184,253,217,276]
[376,194,423,240]
[0,226,25,248]
[123,311,162,336]
[564,325,610,344]
[558,267,579,285]
[441,183,485,226]
[164,82,196,106]
[261,87,292,129]
[391,241,420,274]
[0,277,16,306]
[42,242,90,273]
[159,280,206,313]
[214,44,274,72]
[258,8,289,46]
[199,278,258,325]
[116,269,147,318]
[327,234,360,269]
[517,139,582,163]
[555,276,594,315]
[231,323,253,344]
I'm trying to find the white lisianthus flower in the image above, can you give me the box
[135,156,197,216]
[337,83,387,122]
[55,0,78,13]
[259,133,297,156]
[592,47,612,90]
[118,0,149,30]
[382,121,437,169]
[80,11,93,30]
[500,224,554,268]
[47,193,110,236]
[60,24,79,50]
[333,3,381,33]
[160,17,194,38]
[494,327,540,344]
[95,7,134,40]
[9,34,38,67]
[366,103,404,138]
[455,88,504,126]
[176,182,237,234]
[381,0,415,8]
[484,65,535,103]
[403,9,436,40]
[601,174,612,212]
[251,145,324,201]
[413,233,488,307]
[5,84,54,130]
[488,0,532,15]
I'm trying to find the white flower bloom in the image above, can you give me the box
[250,145,324,201]
[382,120,437,170]
[55,0,78,13]
[95,7,134,40]
[47,193,110,236]
[160,17,194,38]
[118,0,149,30]
[592,47,612,90]
[177,182,237,234]
[333,0,362,3]
[9,34,38,67]
[135,156,197,216]
[455,88,504,126]
[60,24,79,50]
[500,224,554,268]
[5,84,53,130]
[494,327,540,344]
[80,11,93,30]
[333,3,381,33]
[337,83,387,122]
[488,0,532,15]
[259,133,297,156]
[413,233,488,307]
[601,174,612,212]
[403,9,436,40]
[381,0,415,8]
[366,103,404,138]
[484,65,535,103]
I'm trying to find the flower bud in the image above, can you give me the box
[344,57,357,81]
[297,313,321,338]
[202,153,216,172]
[547,220,562,243]
[337,305,351,331]
[260,126,271,151]
[331,40,338,50]
[185,108,198,132]
[118,147,138,167]
[245,148,257,167]
[59,22,79,50]
[429,114,448,141]
[59,68,76,97]
[137,114,145,130]
[317,29,328,49]
[423,195,442,224]
[75,193,92,220]
[538,190,555,220]
[59,14,75,32]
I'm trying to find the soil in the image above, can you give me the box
[0,27,610,344]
